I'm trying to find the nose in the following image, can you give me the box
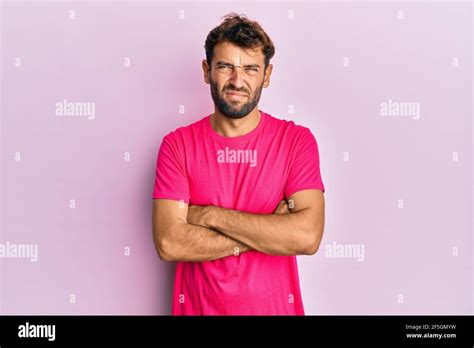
[228,66,245,89]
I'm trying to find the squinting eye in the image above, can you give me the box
[245,67,259,75]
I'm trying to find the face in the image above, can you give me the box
[203,41,273,119]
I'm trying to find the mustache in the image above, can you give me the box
[223,87,250,96]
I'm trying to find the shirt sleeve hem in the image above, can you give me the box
[152,191,190,203]
[285,184,325,199]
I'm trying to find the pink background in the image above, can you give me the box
[1,0,472,314]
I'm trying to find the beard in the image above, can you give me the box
[210,78,264,119]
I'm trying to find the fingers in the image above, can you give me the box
[273,199,290,214]
[273,199,284,213]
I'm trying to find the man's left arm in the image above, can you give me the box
[187,189,325,256]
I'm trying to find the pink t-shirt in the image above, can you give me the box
[152,110,325,315]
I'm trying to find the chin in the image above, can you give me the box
[223,113,248,120]
[222,108,250,119]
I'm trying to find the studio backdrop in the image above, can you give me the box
[1,0,472,314]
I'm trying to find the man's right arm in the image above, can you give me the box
[152,199,252,262]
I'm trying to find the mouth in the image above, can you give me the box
[225,90,248,100]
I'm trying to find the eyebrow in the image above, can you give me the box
[216,61,261,68]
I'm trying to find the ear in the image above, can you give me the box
[263,63,273,88]
[202,59,211,84]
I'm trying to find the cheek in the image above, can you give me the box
[248,82,260,94]
[211,74,226,89]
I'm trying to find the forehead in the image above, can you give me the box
[213,41,265,66]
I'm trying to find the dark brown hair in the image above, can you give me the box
[204,13,275,69]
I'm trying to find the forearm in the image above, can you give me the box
[205,207,317,256]
[160,222,252,262]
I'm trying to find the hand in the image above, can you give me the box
[273,199,291,215]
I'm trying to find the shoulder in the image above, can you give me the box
[161,115,209,145]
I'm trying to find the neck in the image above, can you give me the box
[210,107,261,138]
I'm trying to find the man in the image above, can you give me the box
[152,13,325,315]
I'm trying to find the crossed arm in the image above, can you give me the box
[152,189,325,262]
